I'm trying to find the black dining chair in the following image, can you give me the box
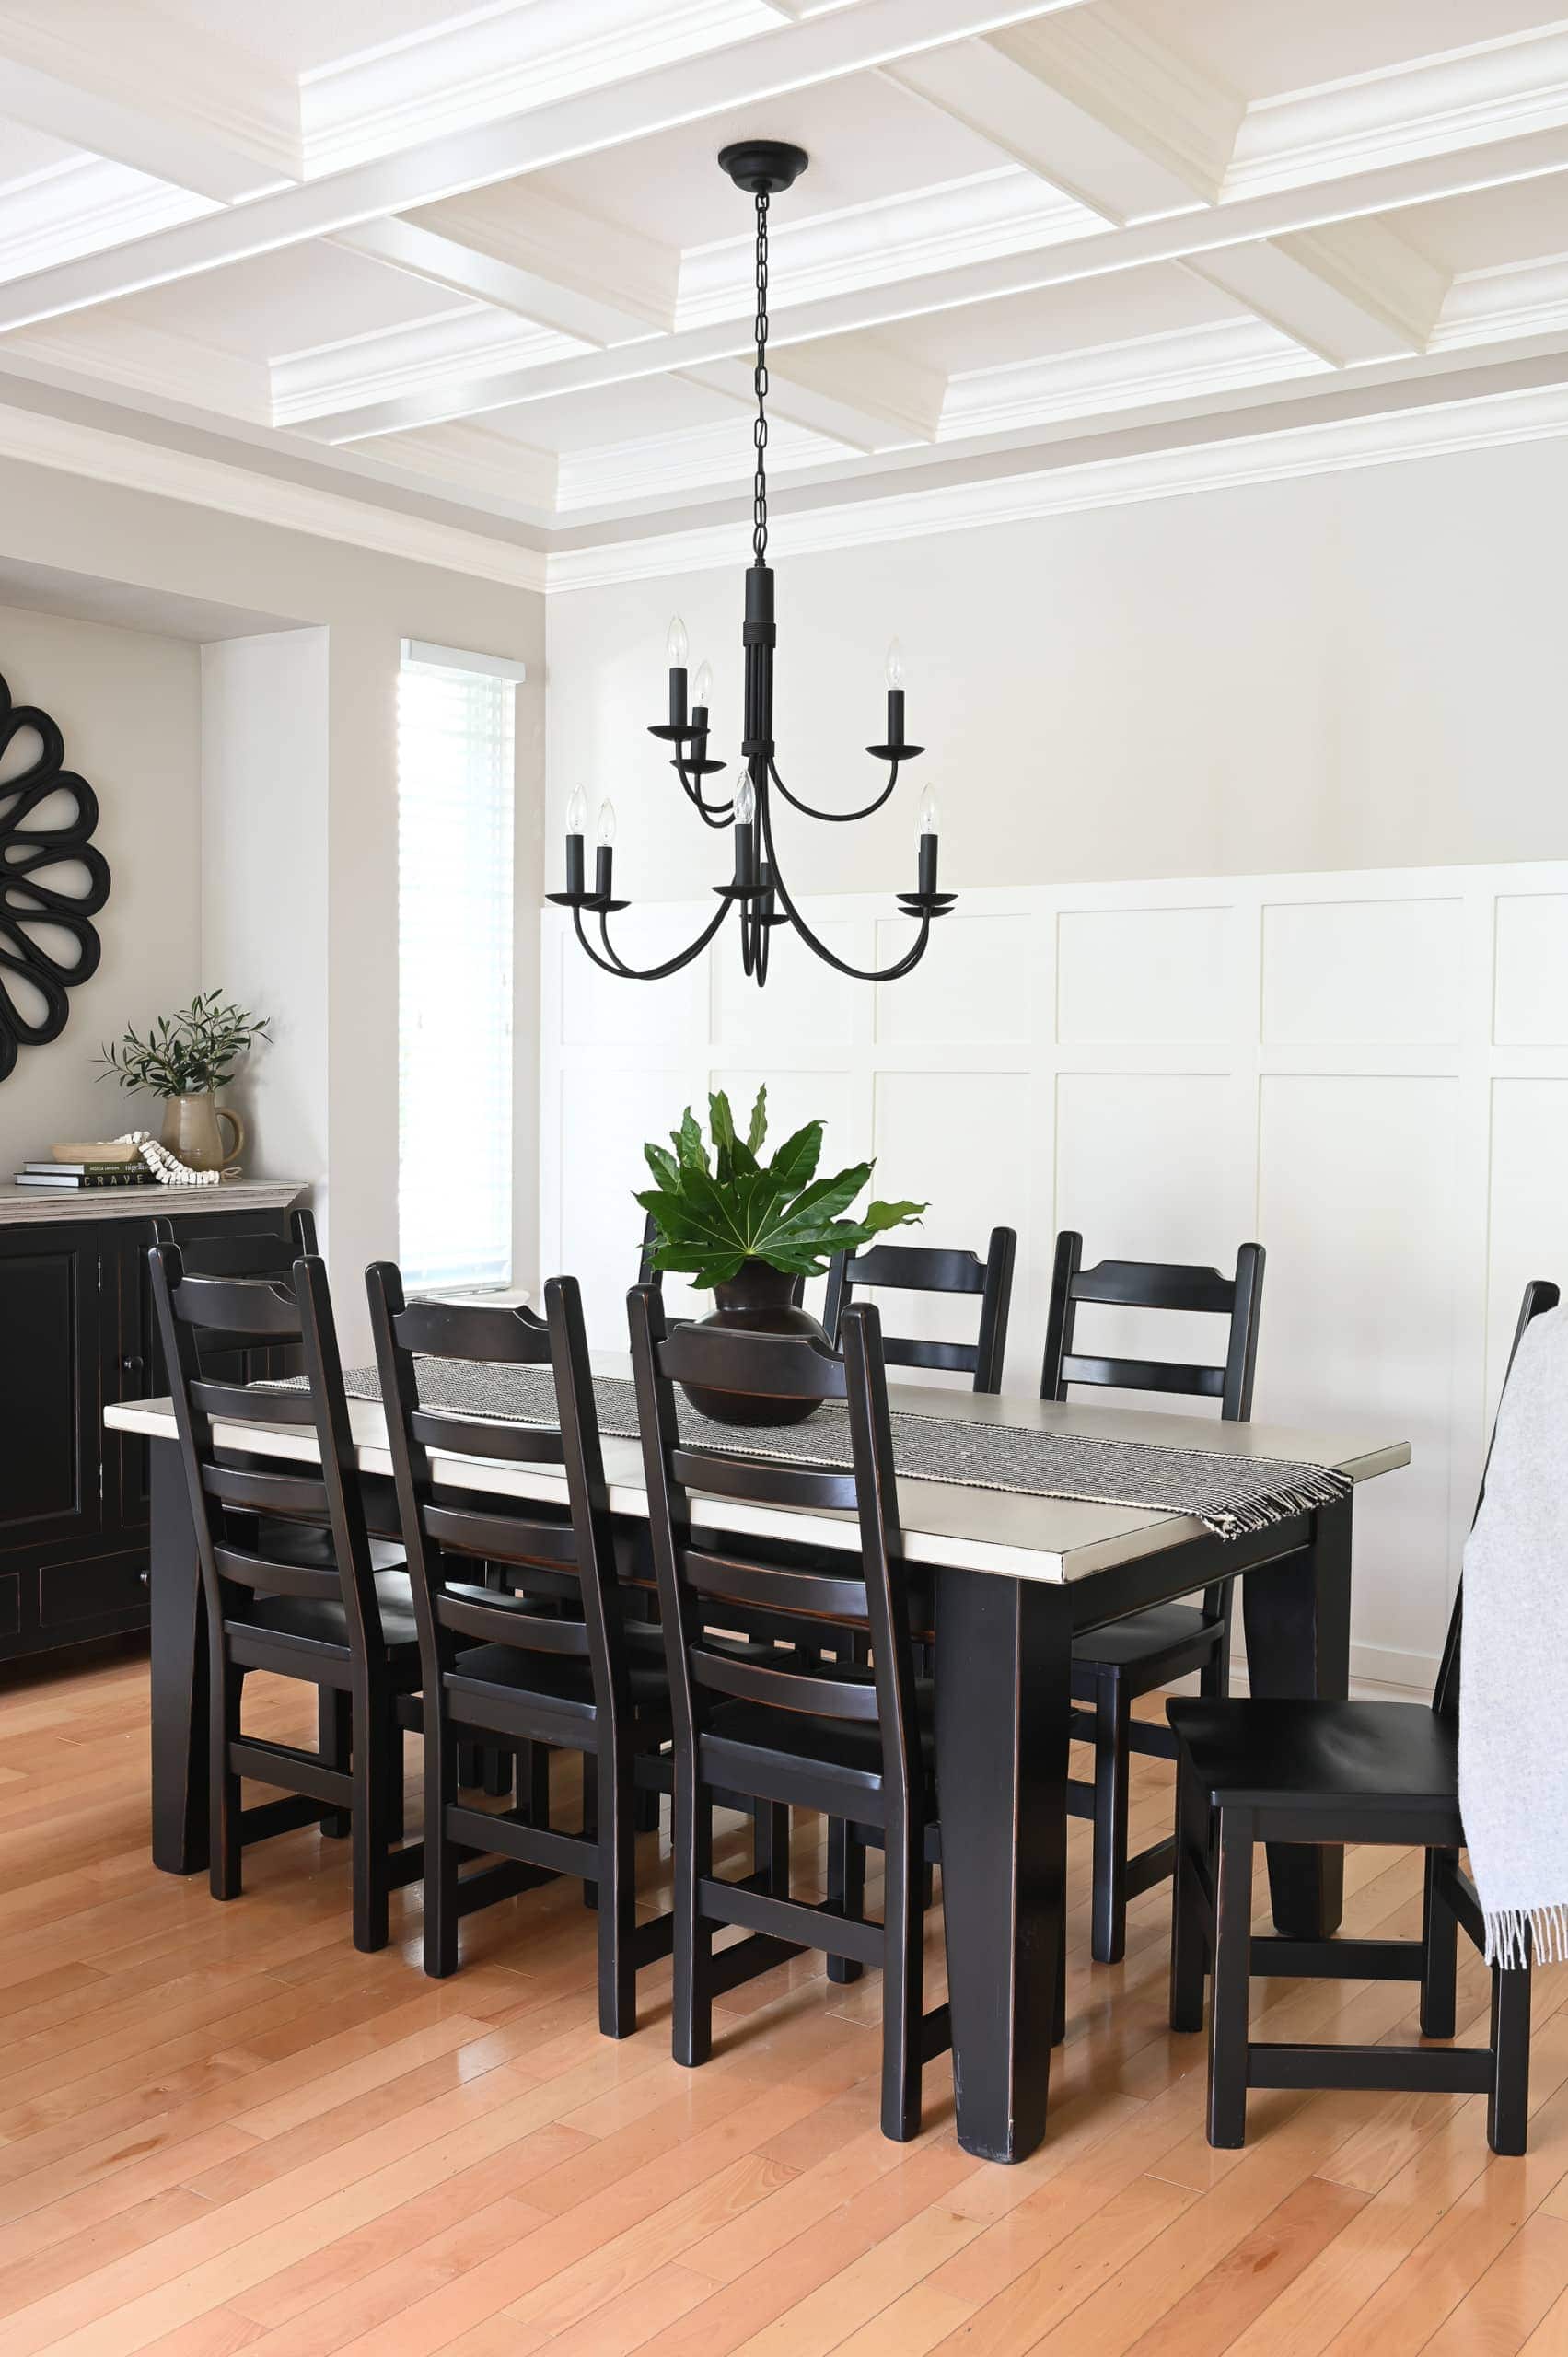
[1041,1229,1266,1965]
[629,1283,950,2142]
[151,1206,318,1381]
[1169,1276,1556,2154]
[368,1262,678,2030]
[147,1244,422,1950]
[823,1227,1016,1394]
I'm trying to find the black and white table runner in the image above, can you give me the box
[270,1361,1350,1542]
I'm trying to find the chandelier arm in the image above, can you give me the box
[672,749,735,825]
[767,754,900,825]
[760,792,932,981]
[571,896,733,981]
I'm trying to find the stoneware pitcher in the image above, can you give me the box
[160,1089,244,1172]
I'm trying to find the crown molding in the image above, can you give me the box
[544,378,1568,590]
[2,310,270,423]
[0,153,210,280]
[939,317,1322,439]
[270,307,584,428]
[1226,24,1568,202]
[675,168,1096,331]
[0,399,549,591]
[1432,252,1568,352]
[299,0,780,178]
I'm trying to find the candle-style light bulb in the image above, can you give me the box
[565,786,587,836]
[597,800,617,847]
[692,659,713,710]
[919,787,938,838]
[667,615,689,668]
[916,784,939,898]
[734,772,756,827]
[885,637,905,690]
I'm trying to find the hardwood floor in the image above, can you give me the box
[3,1640,1567,2357]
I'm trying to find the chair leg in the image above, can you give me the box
[826,1817,865,1985]
[1169,1752,1209,2035]
[671,1762,714,2069]
[319,1687,352,1839]
[754,1802,790,1898]
[384,1718,405,1845]
[879,1817,924,2142]
[596,1740,639,2038]
[1489,1938,1533,2157]
[1206,1805,1254,2150]
[523,1741,552,1829]
[456,1740,482,1789]
[423,1693,461,1980]
[1420,1847,1458,2040]
[351,1689,391,1955]
[581,1752,598,1910]
[209,1655,244,1902]
[1091,1670,1132,1966]
[1199,1578,1235,1700]
[1053,1895,1067,2046]
[481,1744,513,1802]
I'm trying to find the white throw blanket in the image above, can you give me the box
[1458,1301,1568,1968]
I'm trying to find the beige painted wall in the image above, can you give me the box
[545,433,1568,904]
[0,454,545,1351]
[0,600,202,1171]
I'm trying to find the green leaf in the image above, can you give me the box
[861,1197,927,1234]
[673,1108,710,1177]
[642,1143,679,1191]
[746,1085,769,1156]
[765,1120,822,1196]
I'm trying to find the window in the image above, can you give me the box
[397,643,520,1292]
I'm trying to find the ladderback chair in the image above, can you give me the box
[147,1245,422,1950]
[152,1207,318,1381]
[629,1283,950,2142]
[1042,1229,1266,1963]
[368,1264,678,2031]
[823,1227,1016,1394]
[1169,1276,1558,2154]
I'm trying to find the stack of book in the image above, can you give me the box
[16,1158,155,1190]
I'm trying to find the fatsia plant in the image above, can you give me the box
[636,1086,925,1291]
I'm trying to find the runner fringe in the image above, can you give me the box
[1486,1902,1568,1969]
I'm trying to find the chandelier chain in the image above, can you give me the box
[752,190,769,563]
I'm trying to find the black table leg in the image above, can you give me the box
[149,1435,207,1875]
[935,1566,1072,2163]
[1242,1492,1353,1936]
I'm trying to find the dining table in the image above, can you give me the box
[105,1371,1409,2165]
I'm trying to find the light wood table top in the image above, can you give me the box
[107,1363,1410,1586]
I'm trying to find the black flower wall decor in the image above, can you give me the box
[0,669,110,1083]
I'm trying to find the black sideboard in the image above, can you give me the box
[0,1183,306,1664]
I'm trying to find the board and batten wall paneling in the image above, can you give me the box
[541,858,1568,1691]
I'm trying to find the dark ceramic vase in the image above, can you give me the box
[681,1258,830,1427]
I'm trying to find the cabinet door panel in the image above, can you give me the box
[0,1225,103,1555]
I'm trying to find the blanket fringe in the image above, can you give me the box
[1484,1902,1568,1969]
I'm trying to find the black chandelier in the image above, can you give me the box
[550,139,954,989]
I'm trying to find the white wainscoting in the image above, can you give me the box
[540,861,1568,1693]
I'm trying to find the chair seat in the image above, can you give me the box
[705,1675,935,1785]
[446,1639,670,1724]
[1074,1601,1217,1670]
[255,1521,405,1576]
[236,1569,422,1655]
[1168,1697,1460,1818]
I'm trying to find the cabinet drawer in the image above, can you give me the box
[39,1555,150,1630]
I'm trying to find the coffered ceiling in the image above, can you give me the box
[0,0,1566,569]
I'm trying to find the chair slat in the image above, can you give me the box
[171,1273,302,1338]
[883,1336,979,1374]
[423,1500,580,1567]
[201,1461,331,1518]
[212,1543,340,1599]
[685,1548,868,1623]
[412,1409,565,1465]
[824,1226,1016,1397]
[1071,1257,1236,1315]
[841,1243,987,1295]
[1060,1354,1226,1399]
[436,1589,590,1654]
[670,1446,860,1513]
[191,1378,315,1426]
[658,1320,847,1401]
[391,1296,550,1364]
[691,1649,882,1720]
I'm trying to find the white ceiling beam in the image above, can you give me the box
[685,331,945,452]
[401,183,679,332]
[0,0,1088,333]
[297,128,1568,443]
[1189,217,1450,366]
[0,5,299,203]
[331,218,664,351]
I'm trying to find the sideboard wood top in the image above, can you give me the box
[0,1178,308,1227]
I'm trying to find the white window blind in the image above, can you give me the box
[397,653,517,1292]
